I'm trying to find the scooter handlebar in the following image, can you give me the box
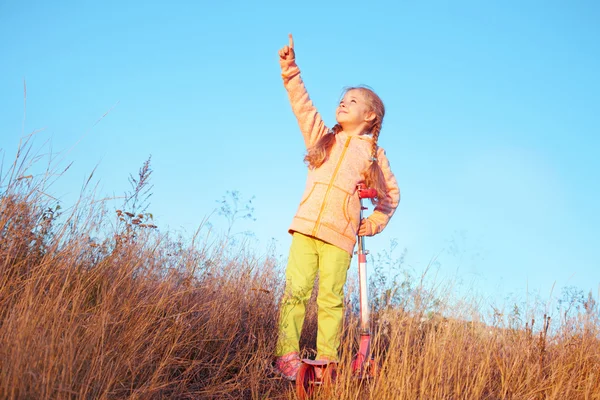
[358,188,377,199]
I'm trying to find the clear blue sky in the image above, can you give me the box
[1,0,599,308]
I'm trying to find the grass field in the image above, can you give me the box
[1,145,598,399]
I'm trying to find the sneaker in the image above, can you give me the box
[275,352,301,381]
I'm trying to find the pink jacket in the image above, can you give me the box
[281,59,400,254]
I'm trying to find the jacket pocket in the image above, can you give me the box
[296,183,326,222]
[321,186,353,233]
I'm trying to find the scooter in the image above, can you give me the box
[296,184,379,399]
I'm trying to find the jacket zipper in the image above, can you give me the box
[312,136,352,237]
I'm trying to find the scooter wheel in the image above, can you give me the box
[321,363,338,386]
[367,358,379,378]
[350,357,360,375]
[350,357,379,379]
[296,363,315,399]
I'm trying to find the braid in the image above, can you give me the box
[370,120,381,160]
[364,118,387,204]
[304,124,341,169]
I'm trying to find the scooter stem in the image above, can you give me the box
[357,232,372,371]
[356,184,376,334]
[357,234,370,334]
[354,184,377,376]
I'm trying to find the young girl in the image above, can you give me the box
[274,34,400,380]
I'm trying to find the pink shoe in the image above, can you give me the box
[275,352,301,381]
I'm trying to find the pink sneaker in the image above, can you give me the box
[275,352,301,381]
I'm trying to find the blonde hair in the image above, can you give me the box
[304,86,388,203]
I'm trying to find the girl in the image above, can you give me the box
[274,34,400,381]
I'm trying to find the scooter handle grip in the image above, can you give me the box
[358,188,377,199]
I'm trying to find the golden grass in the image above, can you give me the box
[0,146,598,399]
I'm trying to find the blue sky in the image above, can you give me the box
[1,0,599,309]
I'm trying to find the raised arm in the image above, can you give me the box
[279,34,329,148]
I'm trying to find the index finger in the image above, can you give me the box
[288,33,294,49]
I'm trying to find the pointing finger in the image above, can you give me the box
[288,33,294,49]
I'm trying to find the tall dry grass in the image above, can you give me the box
[1,140,599,399]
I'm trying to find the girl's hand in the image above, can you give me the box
[358,219,376,237]
[279,33,295,61]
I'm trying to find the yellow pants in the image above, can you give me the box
[275,232,352,361]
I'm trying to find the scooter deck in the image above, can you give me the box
[300,359,337,367]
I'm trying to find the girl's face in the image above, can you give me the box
[335,89,375,129]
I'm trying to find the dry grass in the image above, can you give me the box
[1,143,599,399]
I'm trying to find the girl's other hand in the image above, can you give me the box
[279,33,295,61]
[358,219,376,237]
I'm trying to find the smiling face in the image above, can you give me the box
[335,89,376,131]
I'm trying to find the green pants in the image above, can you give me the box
[275,232,352,361]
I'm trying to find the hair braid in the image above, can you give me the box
[370,120,381,160]
[364,118,388,203]
[304,124,342,169]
